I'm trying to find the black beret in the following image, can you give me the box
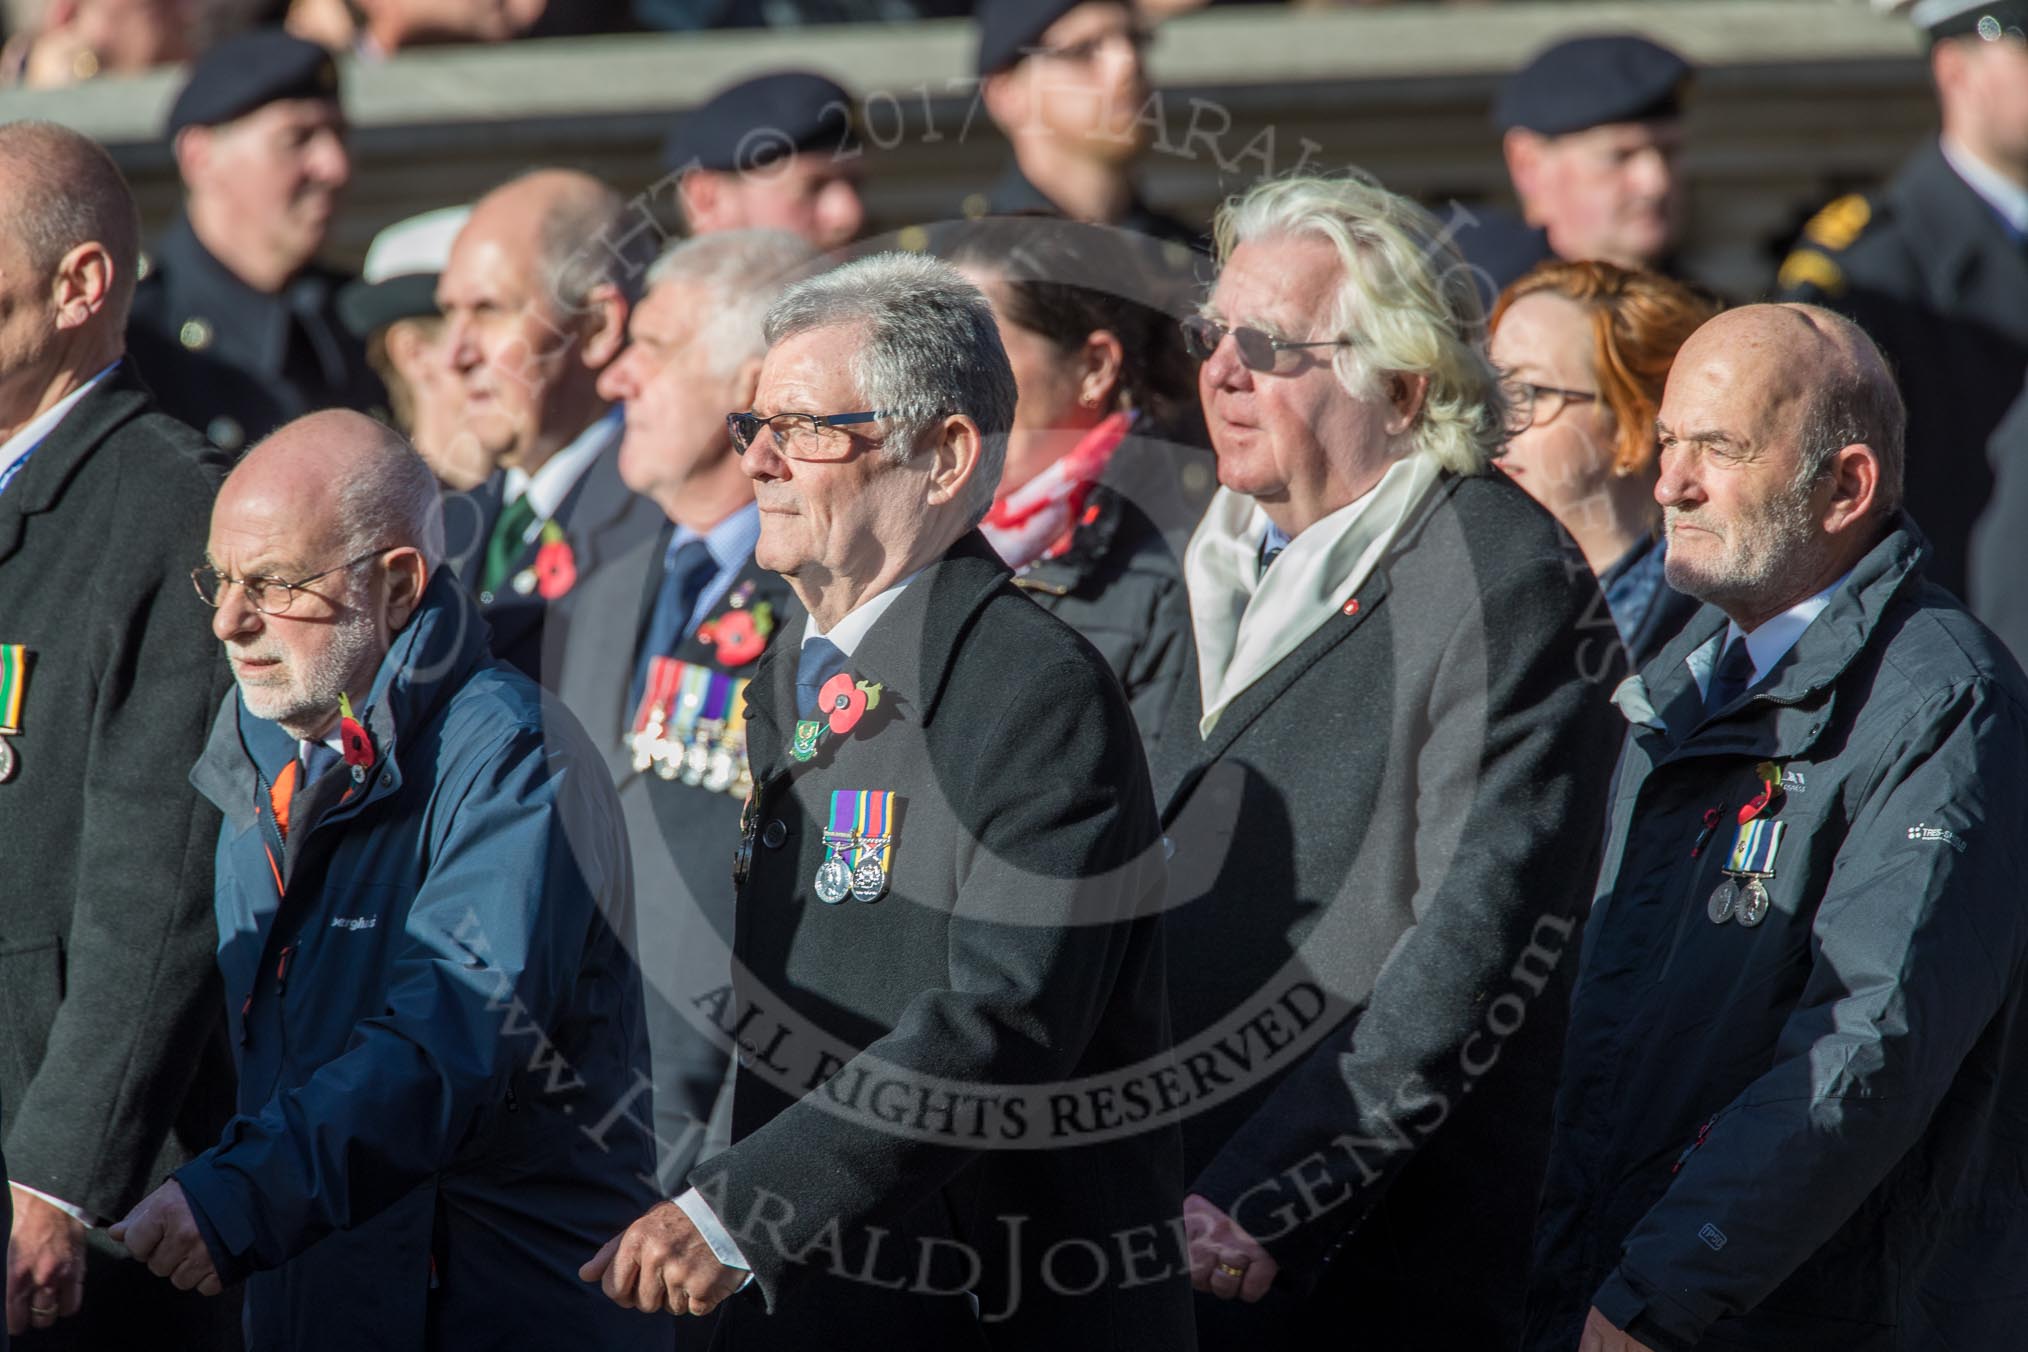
[166,29,340,139]
[1909,0,2028,40]
[662,71,859,174]
[975,0,1098,77]
[1492,34,1692,137]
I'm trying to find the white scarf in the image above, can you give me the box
[1184,453,1442,737]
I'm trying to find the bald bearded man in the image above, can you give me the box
[114,412,664,1352]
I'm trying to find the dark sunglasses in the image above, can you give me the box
[1181,315,1353,374]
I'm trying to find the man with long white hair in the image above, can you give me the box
[1158,173,1624,1348]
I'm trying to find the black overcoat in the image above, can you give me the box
[692,533,1195,1351]
[0,365,240,1348]
[1152,471,1625,1348]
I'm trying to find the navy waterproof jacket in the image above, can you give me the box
[181,573,665,1351]
[1527,520,2028,1350]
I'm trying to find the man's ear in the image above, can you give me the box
[1819,442,1882,537]
[1383,372,1429,437]
[923,414,985,511]
[1503,128,1546,224]
[50,241,115,330]
[979,70,1028,138]
[677,169,725,233]
[730,355,764,412]
[172,125,211,188]
[577,282,629,371]
[383,546,430,632]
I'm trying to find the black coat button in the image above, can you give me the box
[762,820,787,849]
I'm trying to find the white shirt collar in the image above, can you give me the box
[1690,570,1853,696]
[1941,135,2028,239]
[501,411,619,524]
[801,572,920,659]
[0,362,119,485]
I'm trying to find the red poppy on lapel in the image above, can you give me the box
[698,601,774,666]
[819,671,869,735]
[532,521,576,600]
[338,693,375,772]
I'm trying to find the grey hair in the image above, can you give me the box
[1785,308,1906,518]
[763,252,1015,527]
[333,432,447,570]
[1215,172,1507,476]
[533,176,656,317]
[645,229,821,378]
[0,121,143,329]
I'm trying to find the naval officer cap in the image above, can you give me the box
[662,71,858,174]
[337,205,472,340]
[166,29,341,139]
[1896,0,2028,40]
[1493,34,1693,136]
[975,0,1109,77]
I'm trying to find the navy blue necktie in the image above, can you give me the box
[301,740,342,787]
[1704,635,1756,717]
[629,538,718,713]
[796,636,849,719]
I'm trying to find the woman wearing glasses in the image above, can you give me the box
[939,217,1214,756]
[1489,260,1720,666]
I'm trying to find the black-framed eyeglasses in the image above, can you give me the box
[192,546,396,616]
[1029,26,1152,64]
[1503,378,1600,429]
[727,410,891,461]
[1182,315,1353,374]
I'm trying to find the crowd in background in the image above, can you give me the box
[3,0,2028,1349]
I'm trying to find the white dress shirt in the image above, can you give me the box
[496,410,620,546]
[1941,134,2028,241]
[1689,571,1853,701]
[0,362,118,492]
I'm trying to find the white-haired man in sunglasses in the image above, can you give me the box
[1157,174,1627,1350]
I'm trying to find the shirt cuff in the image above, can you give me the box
[674,1186,754,1289]
[8,1181,97,1228]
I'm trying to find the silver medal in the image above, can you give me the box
[682,738,711,786]
[0,734,14,784]
[1736,878,1771,927]
[1707,878,1739,924]
[814,856,852,904]
[705,747,737,794]
[850,859,887,903]
[652,745,682,781]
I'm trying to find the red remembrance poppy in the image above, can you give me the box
[337,694,375,771]
[711,611,766,666]
[819,672,868,735]
[534,538,577,599]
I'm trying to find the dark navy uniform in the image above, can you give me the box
[128,215,381,455]
[965,161,1203,262]
[1778,141,2028,599]
[125,30,382,453]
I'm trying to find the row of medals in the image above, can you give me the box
[628,713,752,799]
[815,831,890,904]
[1708,873,1773,927]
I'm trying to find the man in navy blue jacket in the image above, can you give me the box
[111,410,665,1352]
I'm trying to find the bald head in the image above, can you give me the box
[1674,303,1904,514]
[462,169,648,315]
[0,120,141,331]
[227,410,447,569]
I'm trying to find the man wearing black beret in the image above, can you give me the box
[127,29,382,456]
[1782,0,2028,604]
[1455,33,1692,296]
[665,71,866,252]
[969,0,1200,255]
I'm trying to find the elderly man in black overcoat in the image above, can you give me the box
[582,252,1195,1350]
[0,122,238,1350]
[1156,174,1627,1349]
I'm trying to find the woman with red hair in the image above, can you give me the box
[1490,259,1720,666]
